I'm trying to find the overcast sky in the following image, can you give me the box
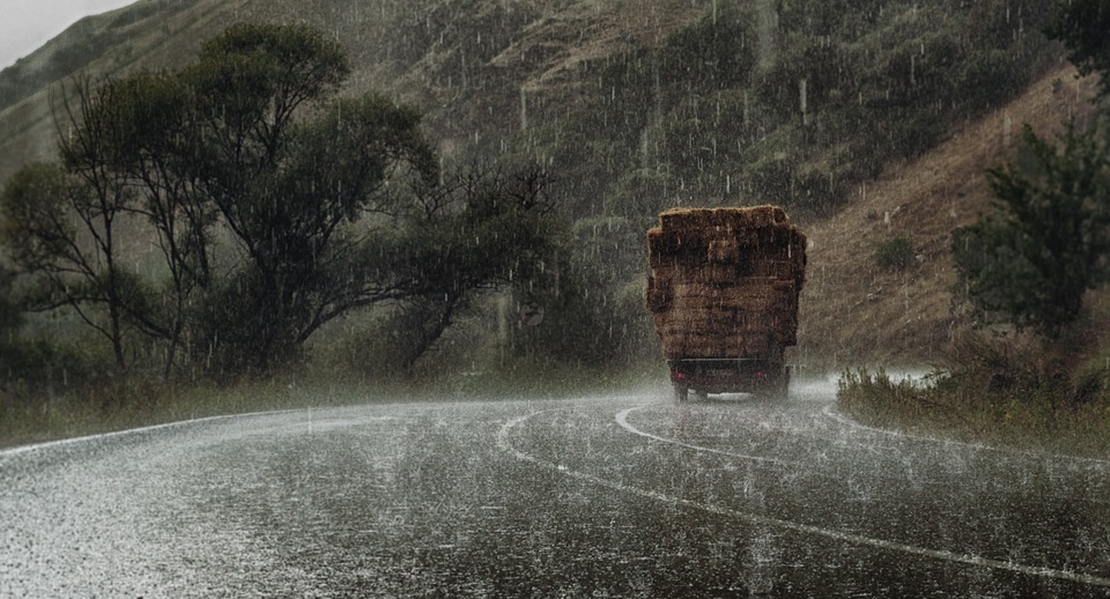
[2,0,137,68]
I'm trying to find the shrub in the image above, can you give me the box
[837,368,930,426]
[874,236,916,271]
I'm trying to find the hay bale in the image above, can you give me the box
[658,205,787,232]
[646,205,806,361]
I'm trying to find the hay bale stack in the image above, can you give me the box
[645,206,806,360]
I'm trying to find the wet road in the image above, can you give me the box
[2,380,1109,597]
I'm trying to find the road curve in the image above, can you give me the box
[2,381,1108,597]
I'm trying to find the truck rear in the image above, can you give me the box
[645,206,807,401]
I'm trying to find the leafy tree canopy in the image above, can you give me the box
[953,118,1110,336]
[1,23,560,381]
[1047,0,1110,98]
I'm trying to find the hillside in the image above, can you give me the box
[798,64,1098,371]
[0,0,708,185]
[0,0,1082,376]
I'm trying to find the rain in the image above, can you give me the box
[2,0,1110,597]
[3,385,1109,595]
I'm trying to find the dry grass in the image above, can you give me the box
[837,366,1110,461]
[493,0,705,92]
[796,64,1101,372]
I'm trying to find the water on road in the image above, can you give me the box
[2,380,1108,597]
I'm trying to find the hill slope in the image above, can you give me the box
[0,0,707,184]
[798,64,1098,370]
[0,0,1089,373]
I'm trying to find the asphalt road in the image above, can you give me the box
[2,379,1109,597]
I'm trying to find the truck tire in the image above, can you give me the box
[770,366,790,401]
[756,366,789,401]
[673,382,689,402]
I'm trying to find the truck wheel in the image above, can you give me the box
[767,367,790,401]
[756,367,789,401]
[673,382,689,402]
[694,389,709,402]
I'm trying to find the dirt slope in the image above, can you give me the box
[796,64,1099,371]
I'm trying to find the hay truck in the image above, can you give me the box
[645,206,806,401]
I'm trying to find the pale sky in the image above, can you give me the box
[2,0,137,68]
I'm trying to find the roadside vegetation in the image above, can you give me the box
[838,349,1110,460]
[0,360,661,449]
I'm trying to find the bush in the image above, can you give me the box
[837,368,936,428]
[874,236,916,271]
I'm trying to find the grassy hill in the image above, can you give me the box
[0,0,707,183]
[0,0,1083,378]
[801,64,1099,371]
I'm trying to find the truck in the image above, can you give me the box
[645,206,807,401]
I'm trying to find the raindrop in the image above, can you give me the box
[520,87,527,131]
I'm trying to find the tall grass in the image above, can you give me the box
[0,378,326,449]
[837,333,1110,459]
[0,357,663,449]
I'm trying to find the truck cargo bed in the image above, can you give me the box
[645,206,806,400]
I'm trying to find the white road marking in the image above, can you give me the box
[498,411,1110,588]
[0,408,402,458]
[0,411,290,458]
[615,406,797,466]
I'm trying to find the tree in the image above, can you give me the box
[379,164,561,374]
[0,159,138,379]
[952,119,1110,336]
[1046,0,1110,99]
[2,25,433,376]
[189,91,438,373]
[2,23,560,382]
[179,25,428,372]
[951,0,1110,338]
[54,71,210,380]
